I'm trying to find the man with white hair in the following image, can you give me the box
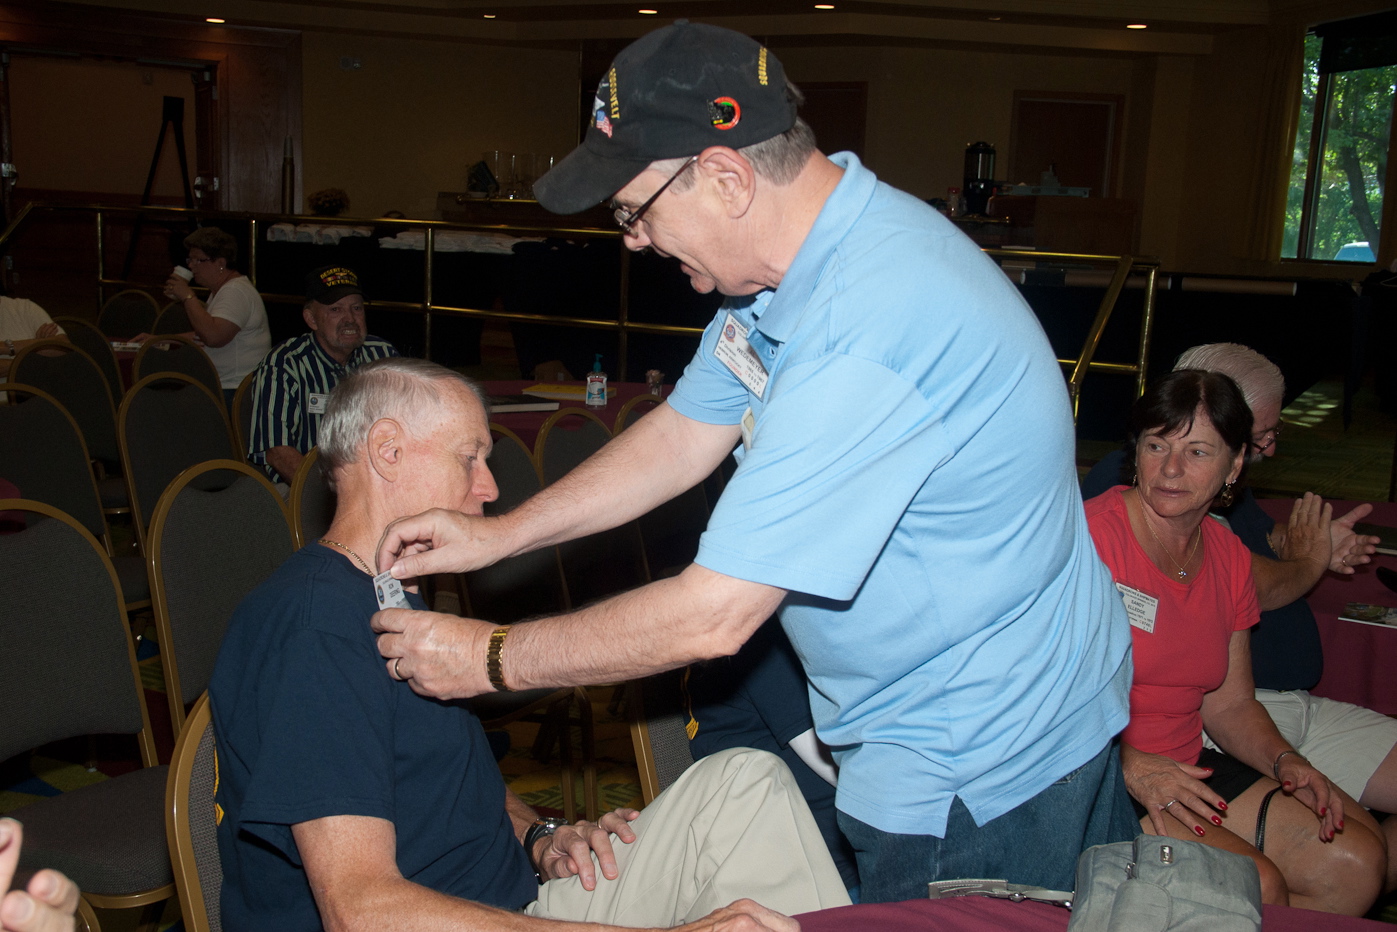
[209,357,846,932]
[1083,343,1397,885]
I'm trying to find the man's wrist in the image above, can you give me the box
[487,625,512,692]
[524,817,568,880]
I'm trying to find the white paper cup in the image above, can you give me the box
[173,265,193,281]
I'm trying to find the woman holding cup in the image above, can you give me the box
[159,226,271,404]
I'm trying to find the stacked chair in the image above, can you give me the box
[0,500,175,925]
[0,383,149,612]
[133,336,223,405]
[147,460,294,733]
[118,372,237,552]
[97,290,158,340]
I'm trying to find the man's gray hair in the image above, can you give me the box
[1174,343,1285,411]
[652,81,817,188]
[318,357,487,490]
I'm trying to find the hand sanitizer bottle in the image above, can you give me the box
[585,354,607,407]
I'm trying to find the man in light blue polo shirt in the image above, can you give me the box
[369,21,1135,900]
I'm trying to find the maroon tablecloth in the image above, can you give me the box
[1258,498,1397,714]
[794,897,1387,931]
[483,379,669,452]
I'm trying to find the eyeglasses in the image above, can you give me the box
[1251,424,1283,453]
[613,156,698,236]
[187,256,212,265]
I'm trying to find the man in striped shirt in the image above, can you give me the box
[248,265,398,483]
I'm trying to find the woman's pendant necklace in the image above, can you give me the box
[1139,503,1201,579]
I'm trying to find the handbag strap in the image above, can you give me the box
[927,878,1074,909]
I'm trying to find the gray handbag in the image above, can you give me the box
[927,834,1262,932]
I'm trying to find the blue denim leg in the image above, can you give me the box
[839,739,1136,903]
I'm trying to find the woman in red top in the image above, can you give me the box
[1085,369,1384,915]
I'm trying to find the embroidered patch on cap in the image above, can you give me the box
[592,70,616,137]
[319,267,357,290]
[709,96,740,130]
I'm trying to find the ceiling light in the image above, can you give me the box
[1126,23,1147,29]
[205,16,225,23]
[815,3,835,8]
[987,15,1002,21]
[639,8,658,13]
[483,12,495,17]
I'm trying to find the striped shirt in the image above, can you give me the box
[247,332,398,481]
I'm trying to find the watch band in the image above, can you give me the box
[523,817,569,879]
[486,625,512,692]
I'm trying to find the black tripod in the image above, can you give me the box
[122,95,195,281]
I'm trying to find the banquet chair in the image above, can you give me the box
[98,289,159,340]
[52,316,125,403]
[614,394,661,432]
[290,447,336,547]
[627,669,695,805]
[118,372,237,551]
[230,369,258,459]
[0,383,149,611]
[133,335,223,404]
[613,397,709,578]
[536,409,650,606]
[0,499,175,924]
[461,425,595,819]
[149,460,294,734]
[153,300,192,336]
[166,692,221,932]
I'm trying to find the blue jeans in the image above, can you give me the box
[838,739,1136,902]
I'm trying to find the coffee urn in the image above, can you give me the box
[963,141,996,216]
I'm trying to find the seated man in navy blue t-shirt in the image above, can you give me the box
[209,357,847,932]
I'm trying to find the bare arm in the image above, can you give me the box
[265,446,306,484]
[165,275,241,348]
[1200,629,1341,838]
[374,563,785,699]
[294,814,798,932]
[376,403,740,578]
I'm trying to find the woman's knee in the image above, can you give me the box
[1253,853,1289,906]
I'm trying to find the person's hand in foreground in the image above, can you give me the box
[1122,743,1224,838]
[374,508,499,578]
[1329,502,1379,574]
[534,809,641,890]
[372,607,495,699]
[672,900,801,932]
[0,818,80,932]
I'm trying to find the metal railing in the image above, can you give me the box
[0,202,1159,398]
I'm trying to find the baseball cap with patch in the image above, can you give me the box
[305,265,365,304]
[533,21,797,215]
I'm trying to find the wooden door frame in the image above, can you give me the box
[1009,90,1125,197]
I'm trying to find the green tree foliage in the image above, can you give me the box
[1284,34,1396,260]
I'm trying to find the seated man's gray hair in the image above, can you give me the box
[1174,343,1285,412]
[318,357,486,490]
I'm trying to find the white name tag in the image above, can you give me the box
[1115,582,1160,634]
[374,570,409,610]
[713,312,769,399]
[307,392,329,415]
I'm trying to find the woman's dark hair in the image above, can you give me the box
[1120,368,1253,489]
[183,226,238,267]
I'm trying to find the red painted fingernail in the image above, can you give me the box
[1212,815,1223,825]
[1319,807,1327,816]
[1195,826,1206,837]
[1283,781,1293,789]
[1217,801,1228,810]
[1339,820,1345,830]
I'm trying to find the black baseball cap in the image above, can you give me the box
[305,266,365,304]
[533,21,797,215]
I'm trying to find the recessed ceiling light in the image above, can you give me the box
[483,12,496,18]
[1126,23,1147,29]
[639,8,658,13]
[815,3,835,8]
[205,16,225,23]
[987,15,1002,21]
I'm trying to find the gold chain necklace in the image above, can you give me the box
[318,538,374,575]
[1136,502,1201,580]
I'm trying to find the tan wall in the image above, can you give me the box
[775,44,1140,202]
[299,33,580,219]
[10,56,198,199]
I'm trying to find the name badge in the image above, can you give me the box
[1115,582,1160,634]
[307,392,329,415]
[713,312,769,398]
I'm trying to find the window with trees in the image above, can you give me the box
[1284,13,1397,263]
